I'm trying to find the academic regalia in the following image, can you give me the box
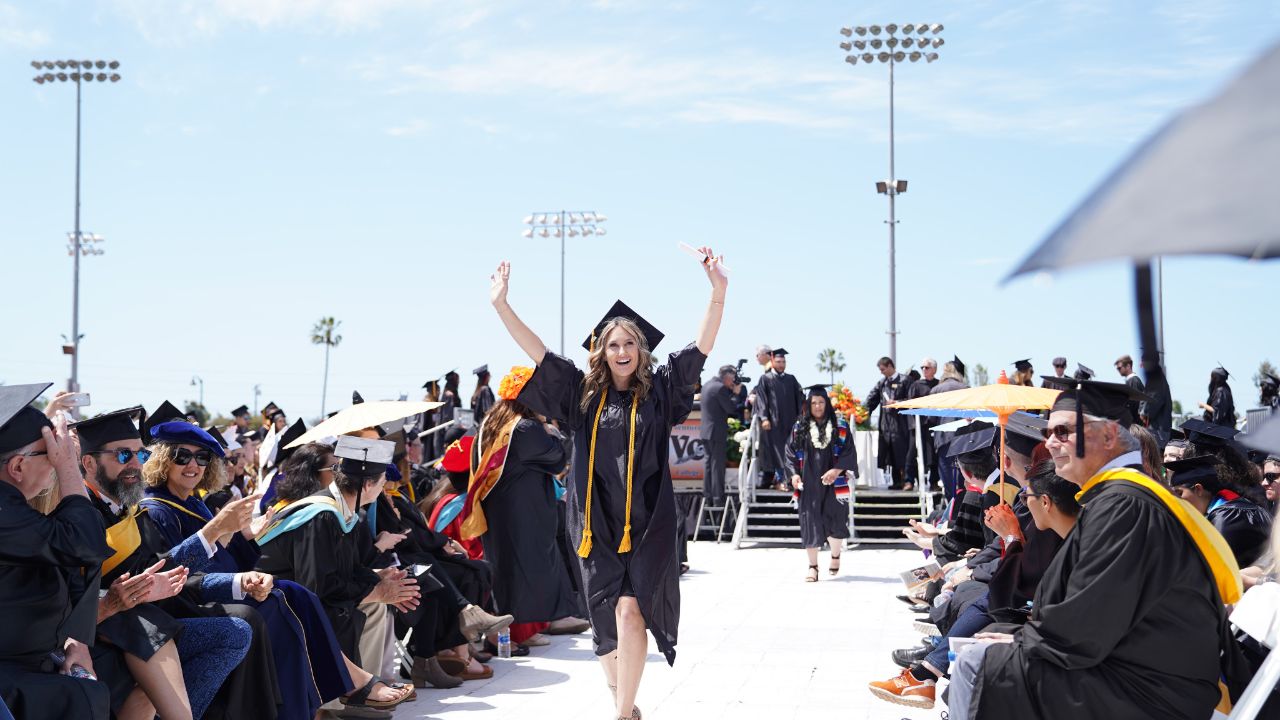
[698,375,741,503]
[749,371,775,472]
[138,484,350,719]
[472,367,496,425]
[864,372,912,485]
[469,418,572,622]
[758,358,803,479]
[517,316,705,665]
[1207,494,1271,568]
[255,488,381,664]
[970,480,1224,720]
[1205,383,1236,427]
[381,491,493,606]
[783,392,857,548]
[905,375,940,483]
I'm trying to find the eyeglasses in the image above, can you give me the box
[173,448,214,467]
[1264,472,1280,485]
[15,451,48,458]
[1041,420,1105,442]
[92,448,152,465]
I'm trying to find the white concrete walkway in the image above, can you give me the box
[390,543,942,720]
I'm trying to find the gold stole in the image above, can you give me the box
[459,417,520,540]
[103,509,143,577]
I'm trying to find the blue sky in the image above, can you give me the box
[2,0,1278,422]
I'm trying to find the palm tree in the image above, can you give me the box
[816,348,846,385]
[311,317,343,416]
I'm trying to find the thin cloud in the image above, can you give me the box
[0,2,50,48]
[385,118,430,136]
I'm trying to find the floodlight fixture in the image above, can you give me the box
[855,26,867,36]
[926,52,939,62]
[886,23,898,34]
[869,24,881,35]
[930,24,943,33]
[840,26,853,37]
[902,23,916,33]
[840,40,853,51]
[877,52,890,63]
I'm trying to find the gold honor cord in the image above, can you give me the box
[577,389,640,557]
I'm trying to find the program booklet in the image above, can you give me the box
[900,561,943,591]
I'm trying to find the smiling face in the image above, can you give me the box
[1043,410,1117,486]
[165,443,208,496]
[809,394,827,419]
[89,439,147,507]
[604,325,642,383]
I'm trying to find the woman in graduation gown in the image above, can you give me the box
[489,247,726,720]
[136,421,379,720]
[1167,454,1272,567]
[459,366,572,632]
[784,384,857,582]
[1200,366,1236,427]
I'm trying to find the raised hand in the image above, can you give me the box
[145,564,189,602]
[247,505,277,540]
[490,261,511,308]
[696,245,728,292]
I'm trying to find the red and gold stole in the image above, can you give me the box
[459,416,520,540]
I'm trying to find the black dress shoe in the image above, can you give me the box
[891,644,932,669]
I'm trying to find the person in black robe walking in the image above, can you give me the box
[785,384,857,582]
[489,247,725,720]
[471,365,497,425]
[864,357,912,489]
[698,365,743,506]
[1201,366,1236,427]
[758,349,803,492]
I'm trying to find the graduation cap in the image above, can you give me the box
[0,383,54,455]
[771,348,789,357]
[422,378,440,391]
[72,406,145,453]
[261,402,279,419]
[1179,418,1240,448]
[1039,375,1074,391]
[352,390,365,405]
[1052,356,1067,368]
[230,405,250,418]
[1212,366,1230,379]
[334,435,394,479]
[268,408,287,423]
[273,419,308,466]
[1048,378,1149,457]
[803,383,831,400]
[1005,413,1047,457]
[583,299,664,353]
[440,435,474,474]
[149,421,225,458]
[203,425,230,450]
[1164,454,1221,489]
[1013,359,1033,373]
[946,421,997,460]
[473,364,489,376]
[1262,372,1280,389]
[951,355,966,377]
[1074,363,1095,381]
[142,401,188,446]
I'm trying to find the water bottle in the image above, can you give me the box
[497,630,512,659]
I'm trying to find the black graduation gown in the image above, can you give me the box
[255,489,381,663]
[475,419,571,622]
[1205,385,1236,427]
[784,417,857,547]
[376,492,493,609]
[0,484,113,720]
[750,374,775,471]
[970,479,1223,720]
[518,345,705,665]
[933,487,985,564]
[1207,495,1271,568]
[86,490,183,662]
[864,373,910,472]
[472,386,496,425]
[759,371,803,475]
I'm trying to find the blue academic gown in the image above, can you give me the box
[139,486,352,718]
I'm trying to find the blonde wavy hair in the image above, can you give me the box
[580,318,655,413]
[142,442,228,495]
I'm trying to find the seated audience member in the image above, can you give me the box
[1167,454,1271,567]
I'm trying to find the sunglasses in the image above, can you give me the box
[92,448,152,465]
[1041,420,1105,442]
[173,448,214,467]
[1264,472,1280,484]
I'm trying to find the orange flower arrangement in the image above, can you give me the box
[830,383,871,429]
[498,366,535,400]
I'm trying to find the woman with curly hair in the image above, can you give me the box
[785,384,858,582]
[489,247,726,720]
[460,366,572,648]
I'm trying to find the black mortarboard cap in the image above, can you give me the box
[803,383,831,400]
[1212,366,1230,380]
[473,364,489,376]
[230,405,250,418]
[1005,413,1046,457]
[204,425,230,450]
[1262,372,1280,388]
[1049,378,1149,457]
[1164,454,1221,489]
[268,408,286,422]
[1074,363,1095,381]
[771,348,789,357]
[274,419,308,466]
[142,401,188,446]
[1013,359,1033,373]
[946,421,997,460]
[261,402,279,419]
[1179,418,1240,448]
[352,390,365,405]
[951,355,966,377]
[422,378,441,391]
[0,383,53,455]
[582,299,664,353]
[72,406,144,453]
[1040,375,1074,391]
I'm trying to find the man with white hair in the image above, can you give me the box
[748,344,775,489]
[947,379,1239,720]
[905,358,940,489]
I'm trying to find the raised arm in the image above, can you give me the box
[695,246,728,356]
[490,261,548,365]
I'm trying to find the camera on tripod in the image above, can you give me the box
[732,358,752,385]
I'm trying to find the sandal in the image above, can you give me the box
[458,663,494,681]
[829,555,841,576]
[805,564,819,583]
[437,656,469,676]
[342,676,414,710]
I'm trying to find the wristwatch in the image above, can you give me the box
[1003,534,1022,547]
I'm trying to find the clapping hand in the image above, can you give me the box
[144,563,189,603]
[240,571,274,602]
[375,531,408,552]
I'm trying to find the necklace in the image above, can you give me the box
[809,419,833,449]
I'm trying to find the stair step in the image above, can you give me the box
[854,502,925,508]
[852,514,921,520]
[746,513,799,520]
[847,537,916,545]
[739,537,804,545]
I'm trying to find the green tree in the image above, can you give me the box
[183,401,210,426]
[971,363,989,387]
[816,348,846,385]
[311,317,343,417]
[1255,360,1277,389]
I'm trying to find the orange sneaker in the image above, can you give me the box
[868,667,936,709]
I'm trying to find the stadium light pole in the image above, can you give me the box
[31,58,122,394]
[522,211,608,355]
[838,24,943,365]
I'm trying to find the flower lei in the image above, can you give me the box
[498,366,534,400]
[809,419,833,449]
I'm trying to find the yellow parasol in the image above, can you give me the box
[284,400,444,450]
[889,371,1060,500]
